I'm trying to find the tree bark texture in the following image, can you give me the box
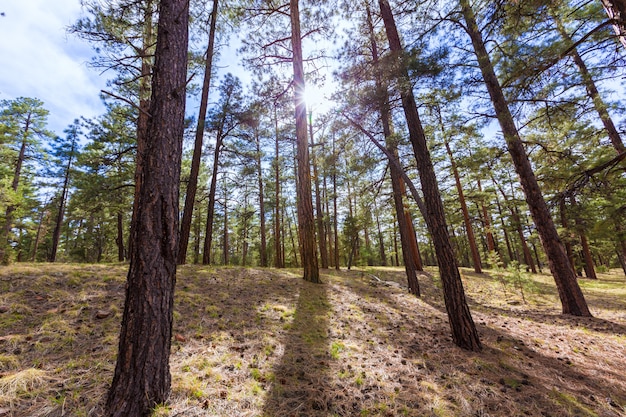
[106,0,188,414]
[179,0,219,264]
[291,0,320,283]
[379,0,481,350]
[460,0,591,316]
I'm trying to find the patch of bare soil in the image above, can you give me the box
[0,264,625,417]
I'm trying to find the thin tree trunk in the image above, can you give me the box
[332,134,340,270]
[116,212,124,262]
[273,105,284,268]
[202,134,223,265]
[460,0,591,316]
[379,0,481,350]
[106,0,188,413]
[477,178,496,254]
[223,193,229,265]
[178,0,219,264]
[255,126,268,267]
[50,138,76,263]
[559,197,578,275]
[438,111,482,273]
[290,0,319,282]
[30,199,49,262]
[375,201,387,266]
[310,112,329,268]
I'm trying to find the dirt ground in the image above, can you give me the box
[0,263,625,417]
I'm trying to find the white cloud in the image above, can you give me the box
[0,0,107,135]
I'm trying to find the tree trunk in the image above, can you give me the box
[332,133,340,270]
[443,135,482,273]
[290,0,319,283]
[106,0,188,414]
[30,200,49,262]
[273,105,284,268]
[460,0,590,316]
[50,139,76,263]
[367,4,421,293]
[254,126,268,267]
[202,134,223,265]
[476,178,496,254]
[178,0,219,264]
[310,113,329,268]
[374,201,387,266]
[379,0,481,350]
[223,193,229,265]
[116,212,124,262]
[559,197,578,275]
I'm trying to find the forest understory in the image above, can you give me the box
[0,263,625,417]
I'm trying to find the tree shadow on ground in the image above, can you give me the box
[261,279,332,417]
[332,267,626,416]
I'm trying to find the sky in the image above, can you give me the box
[0,0,337,138]
[0,0,108,135]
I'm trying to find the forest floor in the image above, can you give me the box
[0,263,625,417]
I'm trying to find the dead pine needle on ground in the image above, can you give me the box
[0,263,625,417]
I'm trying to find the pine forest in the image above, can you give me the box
[0,0,625,416]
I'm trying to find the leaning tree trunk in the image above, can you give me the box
[367,4,422,294]
[460,0,591,316]
[379,0,481,350]
[178,0,219,264]
[106,0,188,414]
[290,0,319,283]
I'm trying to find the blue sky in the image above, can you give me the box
[0,0,107,135]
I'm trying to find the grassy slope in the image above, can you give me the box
[0,263,625,417]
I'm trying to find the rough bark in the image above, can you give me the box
[178,0,219,264]
[379,0,481,350]
[290,0,319,283]
[106,0,188,414]
[460,0,591,316]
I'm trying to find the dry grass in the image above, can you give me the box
[0,263,625,416]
